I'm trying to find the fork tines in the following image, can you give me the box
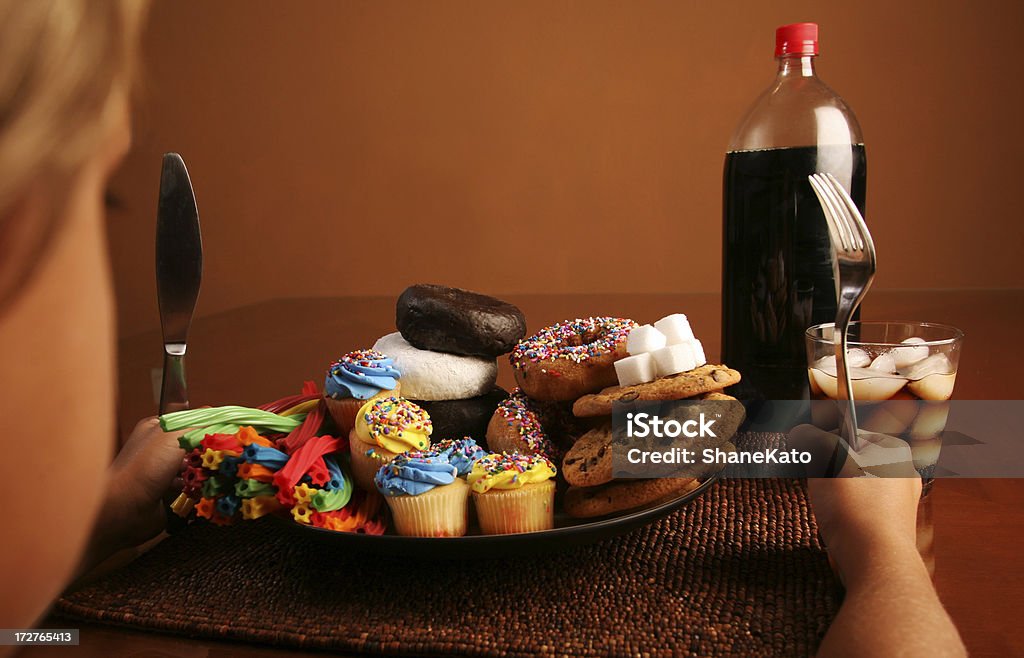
[808,173,868,252]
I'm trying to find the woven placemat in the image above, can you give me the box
[57,471,840,657]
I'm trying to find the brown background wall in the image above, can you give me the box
[107,0,1024,339]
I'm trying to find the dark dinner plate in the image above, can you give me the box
[276,475,718,558]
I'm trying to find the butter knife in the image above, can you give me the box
[156,153,202,415]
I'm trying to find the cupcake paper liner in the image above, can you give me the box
[384,479,470,537]
[472,480,555,535]
[348,431,398,493]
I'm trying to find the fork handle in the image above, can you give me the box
[833,307,861,455]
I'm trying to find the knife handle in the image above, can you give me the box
[159,345,191,535]
[159,345,189,415]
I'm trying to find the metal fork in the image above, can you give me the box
[808,173,877,452]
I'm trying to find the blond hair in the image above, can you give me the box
[0,0,147,307]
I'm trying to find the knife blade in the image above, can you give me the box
[156,153,202,415]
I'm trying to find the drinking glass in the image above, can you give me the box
[805,321,964,487]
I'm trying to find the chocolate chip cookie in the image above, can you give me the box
[572,364,741,417]
[563,477,701,518]
[561,423,614,487]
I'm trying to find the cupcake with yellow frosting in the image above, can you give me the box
[468,452,557,535]
[324,349,402,437]
[349,396,432,492]
[375,453,468,537]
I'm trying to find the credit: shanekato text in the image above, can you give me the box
[625,447,812,465]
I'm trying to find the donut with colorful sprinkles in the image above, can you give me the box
[485,388,562,460]
[510,317,638,401]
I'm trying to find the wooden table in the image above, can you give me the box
[31,290,1024,657]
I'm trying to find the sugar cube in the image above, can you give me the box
[650,343,698,377]
[690,339,707,367]
[626,324,667,355]
[653,313,695,345]
[614,352,657,386]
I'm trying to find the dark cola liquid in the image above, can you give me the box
[722,144,867,400]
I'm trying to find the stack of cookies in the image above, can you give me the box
[489,313,745,519]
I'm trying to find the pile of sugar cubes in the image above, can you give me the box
[614,314,707,386]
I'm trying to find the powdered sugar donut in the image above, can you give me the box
[373,332,498,401]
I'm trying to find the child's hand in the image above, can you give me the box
[790,423,923,579]
[110,417,185,542]
[86,417,184,566]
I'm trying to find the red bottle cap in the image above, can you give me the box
[775,23,819,57]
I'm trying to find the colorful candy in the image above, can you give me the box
[272,435,341,505]
[241,495,280,520]
[242,444,289,469]
[161,406,306,450]
[165,383,387,534]
[235,462,275,482]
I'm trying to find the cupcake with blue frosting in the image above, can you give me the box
[428,437,488,477]
[324,349,401,436]
[375,453,468,537]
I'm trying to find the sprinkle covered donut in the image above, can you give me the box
[485,389,561,460]
[510,317,638,401]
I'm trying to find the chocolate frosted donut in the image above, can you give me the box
[415,387,508,443]
[396,284,527,357]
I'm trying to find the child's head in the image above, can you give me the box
[0,0,148,630]
[0,0,147,310]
